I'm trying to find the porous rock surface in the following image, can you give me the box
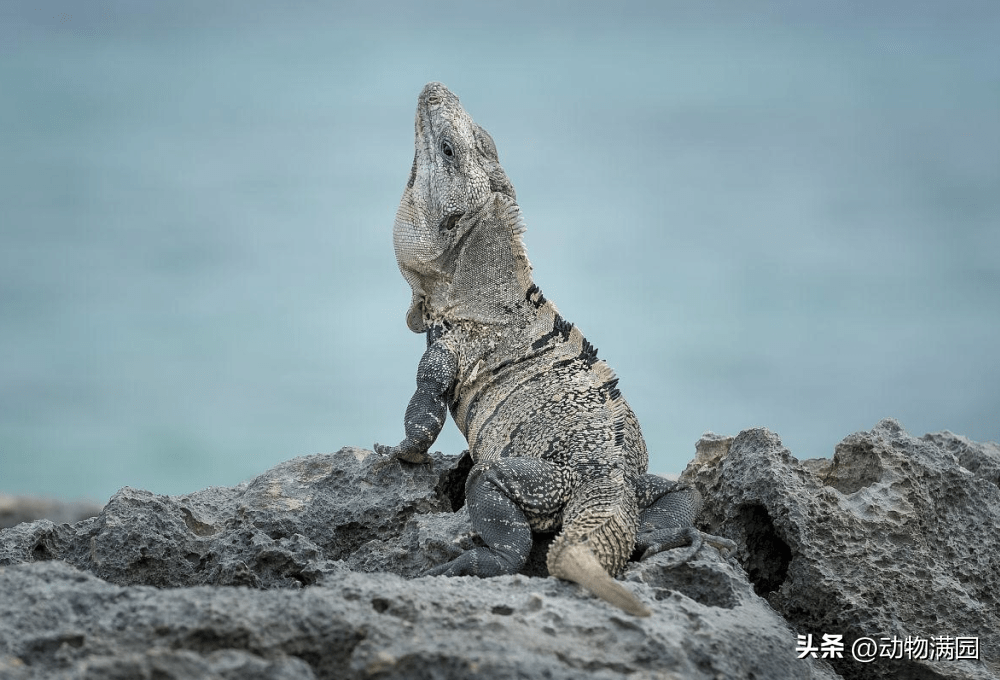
[1,446,832,679]
[684,419,999,680]
[0,420,996,679]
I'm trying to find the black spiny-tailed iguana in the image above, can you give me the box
[375,82,734,617]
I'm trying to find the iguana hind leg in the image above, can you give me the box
[427,458,653,617]
[635,474,736,564]
[425,458,566,577]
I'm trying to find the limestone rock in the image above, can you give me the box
[0,551,836,680]
[0,444,841,679]
[2,422,996,679]
[683,418,999,680]
[0,448,463,588]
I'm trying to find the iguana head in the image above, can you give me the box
[394,82,519,332]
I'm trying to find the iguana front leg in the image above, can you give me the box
[635,475,736,565]
[374,341,457,465]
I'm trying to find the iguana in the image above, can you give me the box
[375,82,734,617]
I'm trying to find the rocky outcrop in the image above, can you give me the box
[684,419,999,680]
[0,549,836,680]
[1,420,997,679]
[0,447,469,589]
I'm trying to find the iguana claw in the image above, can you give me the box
[373,442,433,472]
[638,527,736,565]
[704,534,737,556]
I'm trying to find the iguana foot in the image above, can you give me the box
[638,526,736,565]
[372,442,433,472]
[703,533,737,555]
[424,546,524,578]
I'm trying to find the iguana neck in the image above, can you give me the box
[424,195,535,329]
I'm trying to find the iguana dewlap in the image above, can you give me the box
[375,82,733,617]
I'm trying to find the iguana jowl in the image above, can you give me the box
[376,82,733,617]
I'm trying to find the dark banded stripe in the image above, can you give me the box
[579,337,599,368]
[599,377,621,402]
[531,314,572,350]
[468,367,553,457]
[525,283,547,309]
[426,319,452,346]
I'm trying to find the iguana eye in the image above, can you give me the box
[441,140,454,158]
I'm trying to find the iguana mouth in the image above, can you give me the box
[439,213,462,232]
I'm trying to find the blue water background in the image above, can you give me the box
[2,1,998,502]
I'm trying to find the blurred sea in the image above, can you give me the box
[2,1,998,502]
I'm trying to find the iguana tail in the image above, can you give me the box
[547,540,651,617]
[546,473,651,617]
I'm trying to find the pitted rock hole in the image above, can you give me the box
[436,451,474,511]
[371,597,390,613]
[740,503,792,598]
[31,538,54,561]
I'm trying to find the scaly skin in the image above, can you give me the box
[376,82,734,616]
